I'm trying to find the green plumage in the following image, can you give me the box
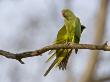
[44,9,85,76]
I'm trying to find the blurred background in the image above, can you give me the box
[0,0,110,82]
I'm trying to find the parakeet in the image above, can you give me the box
[44,9,85,76]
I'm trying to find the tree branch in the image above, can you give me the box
[0,42,110,63]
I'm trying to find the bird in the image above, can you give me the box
[44,9,85,76]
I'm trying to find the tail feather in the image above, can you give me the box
[44,59,58,76]
[46,52,56,63]
[44,49,72,76]
[44,50,65,76]
[58,49,72,70]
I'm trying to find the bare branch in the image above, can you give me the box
[0,42,110,63]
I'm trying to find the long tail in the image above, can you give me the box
[44,49,72,76]
[58,49,72,70]
[44,58,58,76]
[44,49,65,76]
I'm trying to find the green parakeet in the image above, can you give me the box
[44,9,85,76]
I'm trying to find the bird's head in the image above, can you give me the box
[62,9,75,20]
